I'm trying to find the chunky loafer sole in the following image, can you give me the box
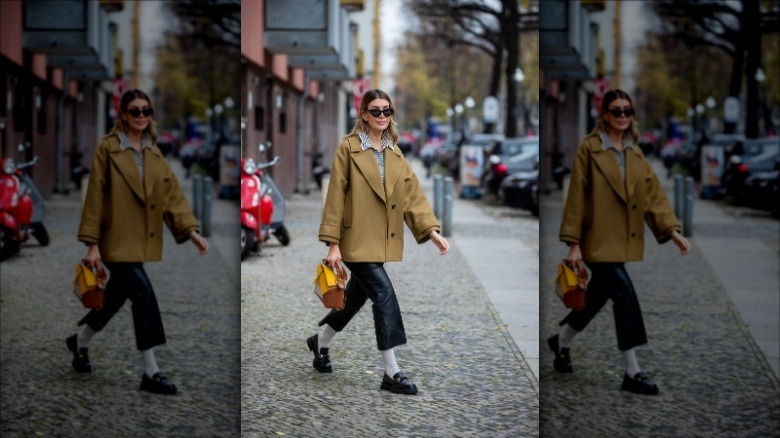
[66,335,92,373]
[621,372,659,395]
[547,335,573,373]
[380,372,418,395]
[307,335,332,373]
[140,372,178,395]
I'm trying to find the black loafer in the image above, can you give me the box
[621,371,659,395]
[547,334,573,373]
[66,335,91,373]
[380,372,418,395]
[306,335,332,373]
[140,372,178,395]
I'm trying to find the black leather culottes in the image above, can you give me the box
[318,262,407,351]
[559,262,647,351]
[78,262,166,351]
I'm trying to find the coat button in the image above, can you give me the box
[150,232,155,238]
[632,204,637,209]
[391,204,396,209]
[631,232,636,238]
[151,204,156,209]
[391,232,396,238]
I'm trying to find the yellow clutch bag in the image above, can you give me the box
[73,261,106,310]
[554,261,587,310]
[313,260,347,310]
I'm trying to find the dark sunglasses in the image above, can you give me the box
[366,108,394,118]
[126,108,153,118]
[607,107,634,118]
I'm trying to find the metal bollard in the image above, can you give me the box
[193,174,203,220]
[683,176,694,237]
[674,174,684,220]
[442,176,454,237]
[433,174,443,219]
[202,177,213,237]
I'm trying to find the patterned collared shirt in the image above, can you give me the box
[599,131,637,180]
[358,131,394,183]
[118,131,153,179]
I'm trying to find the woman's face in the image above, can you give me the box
[604,98,633,133]
[362,98,392,134]
[122,98,153,133]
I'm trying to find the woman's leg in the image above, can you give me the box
[344,263,406,350]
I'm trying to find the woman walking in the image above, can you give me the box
[309,89,449,395]
[68,89,208,395]
[549,89,690,395]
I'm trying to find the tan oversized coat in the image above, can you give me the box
[319,134,440,262]
[559,133,680,262]
[78,134,199,262]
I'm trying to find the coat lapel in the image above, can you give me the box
[625,147,643,200]
[107,138,145,202]
[590,140,627,203]
[384,147,403,199]
[143,146,164,199]
[349,137,386,202]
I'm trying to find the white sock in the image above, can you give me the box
[141,348,160,378]
[623,348,641,377]
[318,324,337,350]
[381,348,401,378]
[558,324,578,349]
[77,325,96,350]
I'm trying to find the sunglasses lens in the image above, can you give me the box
[608,108,633,117]
[127,108,152,117]
[368,108,393,117]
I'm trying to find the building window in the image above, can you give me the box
[279,112,286,134]
[255,106,264,131]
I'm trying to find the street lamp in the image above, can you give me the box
[514,67,525,83]
[464,97,475,136]
[706,97,716,132]
[756,68,766,134]
[446,108,455,140]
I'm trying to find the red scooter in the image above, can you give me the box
[240,142,290,261]
[1,147,50,261]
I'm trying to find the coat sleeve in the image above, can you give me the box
[559,139,590,245]
[403,160,440,244]
[78,139,110,245]
[643,165,680,244]
[318,140,350,245]
[162,163,199,244]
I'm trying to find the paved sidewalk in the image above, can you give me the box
[241,159,538,436]
[0,159,241,437]
[539,159,780,436]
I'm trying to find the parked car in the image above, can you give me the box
[499,162,539,216]
[446,133,505,180]
[431,141,459,177]
[741,159,780,216]
[721,137,780,199]
[680,133,745,182]
[482,137,539,196]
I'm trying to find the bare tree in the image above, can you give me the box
[405,0,537,136]
[652,0,780,137]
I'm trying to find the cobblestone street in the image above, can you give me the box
[241,163,539,436]
[539,173,780,436]
[1,162,241,437]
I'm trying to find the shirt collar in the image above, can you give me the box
[118,131,153,151]
[358,131,394,152]
[599,131,636,152]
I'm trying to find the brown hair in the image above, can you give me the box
[344,89,399,146]
[107,89,158,145]
[590,88,639,141]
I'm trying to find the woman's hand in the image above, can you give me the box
[84,243,105,277]
[671,230,690,255]
[430,230,449,255]
[325,243,343,275]
[565,243,585,274]
[189,230,209,255]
